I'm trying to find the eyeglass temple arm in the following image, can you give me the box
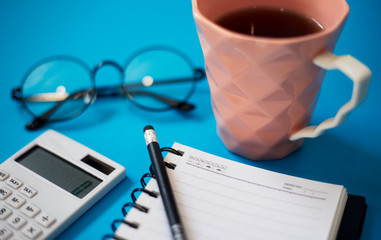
[12,68,205,100]
[14,68,205,129]
[25,90,91,130]
[11,68,205,99]
[22,85,192,130]
[120,68,205,89]
[97,68,205,109]
[127,90,195,111]
[95,85,194,111]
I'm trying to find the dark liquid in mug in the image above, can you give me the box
[215,7,324,38]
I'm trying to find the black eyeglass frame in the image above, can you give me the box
[12,47,205,130]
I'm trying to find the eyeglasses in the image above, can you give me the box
[12,47,205,130]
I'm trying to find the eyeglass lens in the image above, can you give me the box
[124,49,195,110]
[21,57,95,122]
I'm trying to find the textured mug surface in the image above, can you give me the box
[192,0,349,160]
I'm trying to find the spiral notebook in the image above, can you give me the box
[109,143,366,240]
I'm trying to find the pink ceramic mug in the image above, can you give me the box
[192,0,371,160]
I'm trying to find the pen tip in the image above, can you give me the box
[143,125,154,132]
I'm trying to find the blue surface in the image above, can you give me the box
[0,0,380,239]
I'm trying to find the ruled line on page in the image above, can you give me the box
[186,161,327,200]
[178,169,323,211]
[178,196,315,240]
[171,178,319,239]
[135,178,316,240]
[173,178,321,222]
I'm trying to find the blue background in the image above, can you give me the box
[0,0,380,239]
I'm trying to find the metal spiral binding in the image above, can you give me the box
[111,219,139,231]
[161,147,184,156]
[140,172,155,188]
[102,234,127,240]
[102,147,183,240]
[131,188,158,202]
[122,202,149,216]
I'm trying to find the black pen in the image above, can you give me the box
[143,125,187,240]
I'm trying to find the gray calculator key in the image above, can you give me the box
[21,223,42,239]
[6,195,26,209]
[36,211,56,228]
[0,205,12,220]
[5,178,23,190]
[7,214,27,230]
[0,186,12,200]
[0,225,13,240]
[0,170,10,181]
[21,204,40,218]
[19,186,37,199]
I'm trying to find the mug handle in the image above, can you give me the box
[290,51,371,141]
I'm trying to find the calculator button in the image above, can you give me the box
[0,205,13,220]
[0,186,12,200]
[6,195,26,209]
[0,170,10,181]
[9,237,23,240]
[19,186,37,198]
[21,223,42,239]
[36,211,56,228]
[6,214,27,230]
[5,178,23,190]
[21,204,40,218]
[0,226,13,240]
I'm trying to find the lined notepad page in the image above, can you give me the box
[116,143,347,240]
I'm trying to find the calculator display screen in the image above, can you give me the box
[15,146,102,199]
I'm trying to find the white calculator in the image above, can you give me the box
[0,130,126,240]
